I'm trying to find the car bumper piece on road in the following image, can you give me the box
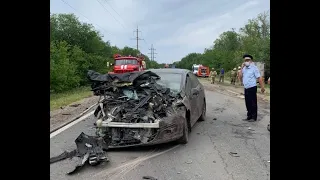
[50,132,109,175]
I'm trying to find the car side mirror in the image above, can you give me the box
[191,88,199,95]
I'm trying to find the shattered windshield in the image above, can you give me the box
[115,59,138,65]
[154,73,182,93]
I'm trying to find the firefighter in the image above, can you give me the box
[231,68,237,85]
[236,66,242,86]
[142,60,146,70]
[209,68,217,84]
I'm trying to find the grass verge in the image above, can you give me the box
[50,86,93,111]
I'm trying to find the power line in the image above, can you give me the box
[95,0,126,28]
[60,0,110,35]
[148,44,157,61]
[131,26,144,51]
[101,1,149,48]
[103,0,127,26]
[139,31,148,44]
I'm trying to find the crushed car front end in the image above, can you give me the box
[88,70,187,148]
[95,109,186,148]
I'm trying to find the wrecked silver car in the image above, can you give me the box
[89,68,207,147]
[50,69,207,174]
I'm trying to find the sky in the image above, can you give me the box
[50,0,270,64]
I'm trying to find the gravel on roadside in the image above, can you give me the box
[50,96,100,132]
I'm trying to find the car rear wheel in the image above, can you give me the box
[178,117,189,144]
[198,100,206,121]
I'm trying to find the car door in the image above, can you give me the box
[187,73,202,126]
[185,73,197,125]
[191,75,205,115]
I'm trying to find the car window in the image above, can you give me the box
[154,73,182,93]
[185,74,192,96]
[188,73,199,88]
[115,59,138,65]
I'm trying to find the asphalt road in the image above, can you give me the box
[50,89,270,180]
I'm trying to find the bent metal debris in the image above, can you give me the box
[50,70,187,175]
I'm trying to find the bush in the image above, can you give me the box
[50,41,80,92]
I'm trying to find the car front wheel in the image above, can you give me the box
[199,99,206,121]
[178,117,189,144]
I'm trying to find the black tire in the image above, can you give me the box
[178,117,189,144]
[198,100,206,121]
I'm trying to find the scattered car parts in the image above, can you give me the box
[50,132,108,175]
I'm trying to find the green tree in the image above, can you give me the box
[50,13,162,93]
[50,41,80,92]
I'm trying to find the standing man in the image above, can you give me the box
[219,68,225,83]
[236,66,242,86]
[230,68,237,85]
[239,54,265,122]
[209,68,217,84]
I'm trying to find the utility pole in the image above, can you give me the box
[148,44,157,61]
[131,26,144,51]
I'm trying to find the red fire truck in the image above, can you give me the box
[110,54,146,74]
[192,64,210,77]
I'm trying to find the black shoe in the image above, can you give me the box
[242,117,252,121]
[248,119,257,122]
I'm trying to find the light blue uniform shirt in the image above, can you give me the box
[242,64,261,89]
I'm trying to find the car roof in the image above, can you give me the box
[148,68,190,75]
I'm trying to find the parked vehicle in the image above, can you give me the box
[110,54,146,74]
[192,64,210,77]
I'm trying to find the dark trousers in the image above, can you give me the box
[219,75,224,82]
[244,86,258,120]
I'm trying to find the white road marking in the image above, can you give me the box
[94,145,180,179]
[50,111,94,139]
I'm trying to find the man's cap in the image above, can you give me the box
[238,66,241,69]
[233,68,236,70]
[243,54,253,60]
[212,68,214,70]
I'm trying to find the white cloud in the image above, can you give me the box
[157,0,262,48]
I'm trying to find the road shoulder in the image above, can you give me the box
[50,96,100,132]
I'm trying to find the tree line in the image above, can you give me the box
[173,11,270,78]
[51,11,269,93]
[50,13,161,93]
